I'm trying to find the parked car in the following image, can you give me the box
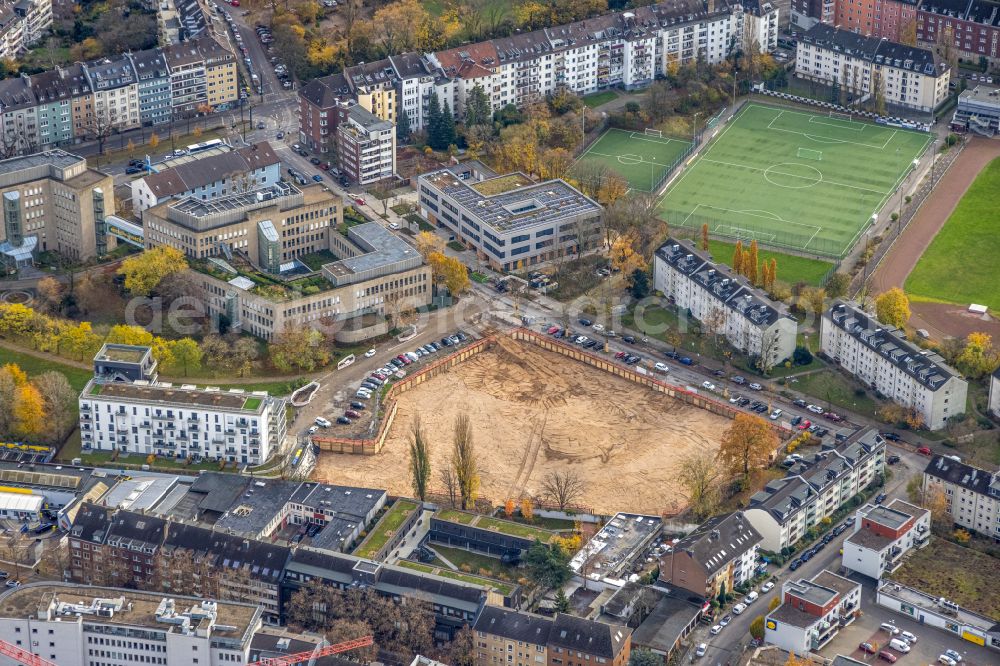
[710,625,722,635]
[336,416,350,424]
[350,401,366,410]
[592,323,605,332]
[797,419,811,430]
[791,415,802,426]
[942,649,962,662]
[887,454,901,465]
[679,357,693,365]
[578,318,592,326]
[364,348,376,357]
[761,581,774,592]
[769,409,782,420]
[938,656,957,666]
[702,381,716,391]
[793,399,808,407]
[654,362,669,373]
[789,559,802,571]
[695,644,707,658]
[880,623,900,636]
[315,417,331,428]
[719,615,732,627]
[732,603,747,615]
[859,643,877,655]
[749,382,763,390]
[807,404,824,414]
[881,431,901,441]
[917,446,932,456]
[623,335,636,344]
[345,410,361,419]
[878,651,898,663]
[900,631,918,644]
[888,639,911,653]
[732,376,746,384]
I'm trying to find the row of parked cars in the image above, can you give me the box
[354,332,469,403]
[788,521,852,571]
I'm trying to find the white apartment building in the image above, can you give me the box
[0,584,262,666]
[765,570,862,654]
[795,23,950,112]
[821,301,967,430]
[336,102,395,186]
[653,238,797,368]
[84,55,141,132]
[79,344,287,465]
[989,368,1000,418]
[19,0,51,45]
[744,429,886,552]
[842,499,930,580]
[923,455,1000,540]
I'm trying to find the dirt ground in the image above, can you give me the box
[872,137,1000,340]
[312,338,729,515]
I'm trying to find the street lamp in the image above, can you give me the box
[692,112,701,142]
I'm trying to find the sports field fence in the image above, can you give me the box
[675,209,850,260]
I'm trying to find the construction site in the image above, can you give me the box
[312,336,729,515]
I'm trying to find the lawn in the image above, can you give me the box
[436,509,477,525]
[0,347,94,391]
[435,509,557,542]
[397,560,515,595]
[429,543,516,580]
[659,104,931,258]
[297,250,338,271]
[892,539,1000,619]
[704,239,834,287]
[789,368,881,419]
[905,157,1000,311]
[353,500,419,559]
[583,90,618,108]
[573,128,693,192]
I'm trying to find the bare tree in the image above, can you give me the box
[85,106,121,156]
[409,416,431,501]
[541,470,585,511]
[755,329,783,375]
[677,450,723,519]
[439,466,459,508]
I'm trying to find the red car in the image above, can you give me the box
[547,326,560,334]
[917,446,932,456]
[615,351,627,359]
[230,0,239,5]
[319,162,331,171]
[859,643,876,655]
[797,419,812,430]
[878,651,897,663]
[354,197,366,206]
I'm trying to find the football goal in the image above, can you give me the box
[829,111,853,121]
[643,128,664,138]
[797,147,823,161]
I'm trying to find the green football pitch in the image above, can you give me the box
[572,128,693,192]
[658,104,932,258]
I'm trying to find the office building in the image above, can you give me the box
[336,102,396,185]
[820,301,967,430]
[193,220,431,341]
[951,84,1000,136]
[875,580,1000,651]
[79,343,287,465]
[922,455,1000,540]
[0,150,115,268]
[842,499,930,580]
[417,162,603,272]
[744,430,886,552]
[795,24,950,112]
[0,583,263,666]
[653,238,797,368]
[659,512,762,599]
[764,570,862,653]
[131,141,280,213]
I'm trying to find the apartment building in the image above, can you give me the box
[298,1,777,135]
[790,0,834,31]
[660,512,762,599]
[834,0,919,42]
[474,606,551,666]
[923,455,1000,540]
[0,150,115,267]
[27,68,76,148]
[79,343,287,465]
[68,503,167,588]
[0,583,263,666]
[951,84,1000,136]
[653,238,797,368]
[336,102,396,185]
[83,55,141,132]
[128,48,172,127]
[0,4,22,59]
[744,429,886,552]
[297,72,348,154]
[194,221,431,341]
[0,0,51,58]
[200,35,239,109]
[795,24,950,112]
[990,368,1000,417]
[132,141,280,213]
[164,39,208,112]
[916,0,1000,64]
[547,614,632,666]
[417,162,603,272]
[820,301,967,430]
[0,75,38,155]
[765,570,862,653]
[842,499,930,579]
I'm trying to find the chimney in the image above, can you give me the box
[708,0,716,11]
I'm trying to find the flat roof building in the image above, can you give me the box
[952,85,1000,136]
[417,165,603,272]
[765,570,862,654]
[336,102,396,186]
[570,513,663,586]
[842,498,930,580]
[821,301,967,430]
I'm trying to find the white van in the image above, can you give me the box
[745,591,759,604]
[889,638,911,653]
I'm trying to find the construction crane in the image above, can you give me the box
[247,635,374,666]
[0,639,58,666]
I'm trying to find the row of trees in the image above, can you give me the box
[0,363,76,444]
[409,414,480,510]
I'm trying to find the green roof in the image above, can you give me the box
[397,560,515,596]
[435,510,558,543]
[353,500,420,559]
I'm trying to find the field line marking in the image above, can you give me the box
[767,125,888,149]
[807,116,865,133]
[880,129,898,150]
[701,158,890,195]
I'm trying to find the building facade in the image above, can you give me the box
[660,512,762,600]
[744,430,886,552]
[833,0,918,43]
[417,163,603,272]
[821,301,967,430]
[916,0,1000,65]
[951,84,1000,136]
[0,150,115,268]
[83,55,141,132]
[922,455,1000,540]
[842,499,930,580]
[336,102,396,185]
[653,238,797,368]
[795,23,950,112]
[765,570,862,654]
[68,503,167,589]
[0,583,263,666]
[129,48,172,127]
[473,606,551,666]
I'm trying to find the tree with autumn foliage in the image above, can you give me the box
[732,240,744,275]
[748,240,760,285]
[415,231,445,258]
[118,246,187,297]
[13,383,45,439]
[427,251,470,295]
[954,332,1000,379]
[718,413,779,480]
[875,288,910,329]
[701,223,710,251]
[610,234,647,283]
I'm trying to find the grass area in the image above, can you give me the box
[704,239,834,287]
[789,369,881,419]
[297,250,338,271]
[446,240,466,252]
[242,397,263,410]
[583,90,619,108]
[436,509,476,525]
[905,157,1000,310]
[429,543,517,580]
[0,347,93,391]
[397,560,515,595]
[353,500,419,559]
[471,173,533,196]
[470,271,490,284]
[660,104,931,259]
[892,539,1000,619]
[573,128,692,192]
[56,429,82,463]
[81,450,225,472]
[475,516,557,542]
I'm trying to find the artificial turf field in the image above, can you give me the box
[659,104,932,258]
[573,128,693,192]
[905,157,1000,311]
